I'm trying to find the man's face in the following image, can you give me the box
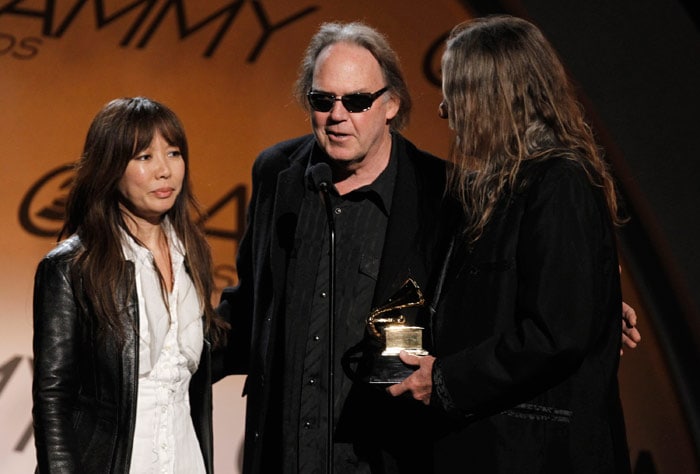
[309,42,399,170]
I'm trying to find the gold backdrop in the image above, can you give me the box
[0,1,695,472]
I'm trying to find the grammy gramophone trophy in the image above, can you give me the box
[366,278,429,384]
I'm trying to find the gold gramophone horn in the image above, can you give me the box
[367,278,425,340]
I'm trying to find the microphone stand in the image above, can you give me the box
[317,179,336,474]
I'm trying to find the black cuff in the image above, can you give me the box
[431,358,459,415]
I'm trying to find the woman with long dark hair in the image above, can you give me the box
[32,97,229,473]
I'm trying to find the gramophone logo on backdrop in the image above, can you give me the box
[19,164,248,247]
[18,165,73,238]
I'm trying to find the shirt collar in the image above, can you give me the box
[306,139,397,216]
[120,217,185,269]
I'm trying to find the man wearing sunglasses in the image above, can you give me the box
[219,20,641,474]
[219,21,449,474]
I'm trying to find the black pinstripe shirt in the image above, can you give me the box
[282,145,397,473]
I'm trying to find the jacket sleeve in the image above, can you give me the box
[216,274,253,378]
[32,256,82,472]
[435,162,620,415]
[216,153,267,378]
[216,136,311,383]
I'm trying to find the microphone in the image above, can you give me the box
[306,161,336,474]
[306,162,333,193]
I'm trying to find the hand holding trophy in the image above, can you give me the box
[366,278,429,384]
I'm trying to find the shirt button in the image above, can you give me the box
[313,335,320,341]
[334,207,342,215]
[309,378,316,385]
[304,421,312,429]
[320,291,327,298]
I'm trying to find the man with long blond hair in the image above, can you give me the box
[389,16,632,473]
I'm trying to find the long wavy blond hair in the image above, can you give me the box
[442,15,623,241]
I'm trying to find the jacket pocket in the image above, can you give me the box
[73,396,118,472]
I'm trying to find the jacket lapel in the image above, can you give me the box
[373,135,421,306]
[269,142,313,306]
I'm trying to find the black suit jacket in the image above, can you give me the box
[429,158,631,473]
[219,133,447,473]
[32,235,218,474]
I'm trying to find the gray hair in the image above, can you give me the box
[293,21,412,131]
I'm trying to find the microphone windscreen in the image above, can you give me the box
[306,162,333,192]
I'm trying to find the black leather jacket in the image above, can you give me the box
[32,235,216,473]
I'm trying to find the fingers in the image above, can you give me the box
[621,302,641,345]
[620,303,641,355]
[387,352,420,397]
[398,350,421,367]
[387,380,408,397]
[622,334,639,349]
[622,326,641,345]
[387,353,435,405]
[622,301,638,329]
[386,352,416,398]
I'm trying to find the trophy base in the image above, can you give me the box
[367,352,424,385]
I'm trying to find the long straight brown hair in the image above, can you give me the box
[61,97,228,346]
[442,15,624,241]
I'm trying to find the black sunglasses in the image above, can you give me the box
[307,87,389,113]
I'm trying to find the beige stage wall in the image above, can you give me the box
[0,1,696,473]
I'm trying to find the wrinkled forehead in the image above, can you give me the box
[312,42,384,92]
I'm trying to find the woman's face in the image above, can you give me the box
[118,131,185,225]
